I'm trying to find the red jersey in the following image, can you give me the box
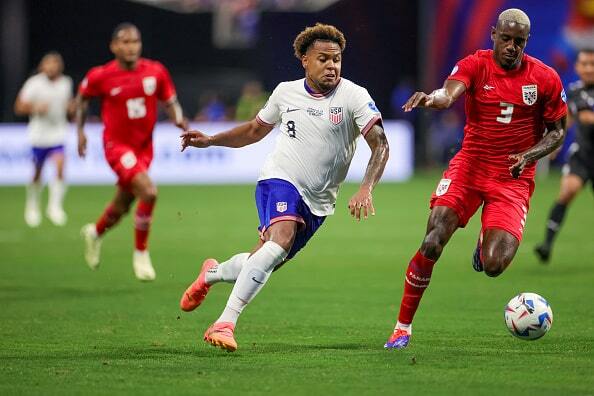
[79,58,176,148]
[447,49,567,179]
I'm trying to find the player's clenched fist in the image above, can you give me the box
[180,130,212,151]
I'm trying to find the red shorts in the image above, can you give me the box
[429,161,535,242]
[104,143,153,191]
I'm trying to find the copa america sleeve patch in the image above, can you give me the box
[436,178,451,196]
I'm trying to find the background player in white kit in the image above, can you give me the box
[179,23,390,352]
[14,52,73,227]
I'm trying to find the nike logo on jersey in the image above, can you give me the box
[110,87,122,96]
[251,277,264,284]
[483,84,495,91]
[286,108,300,113]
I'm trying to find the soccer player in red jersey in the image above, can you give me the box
[75,23,187,281]
[384,9,568,349]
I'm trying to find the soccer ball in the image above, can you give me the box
[504,292,553,340]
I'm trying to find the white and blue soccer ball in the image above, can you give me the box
[504,292,553,340]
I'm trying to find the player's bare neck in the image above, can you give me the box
[305,77,337,96]
[305,77,325,94]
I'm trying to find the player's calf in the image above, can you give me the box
[479,229,519,277]
[481,247,514,277]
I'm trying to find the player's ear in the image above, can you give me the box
[490,26,497,43]
[301,54,308,69]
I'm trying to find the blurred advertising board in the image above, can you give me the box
[0,121,413,185]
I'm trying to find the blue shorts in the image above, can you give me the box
[255,178,326,260]
[32,145,64,168]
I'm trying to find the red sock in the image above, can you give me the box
[134,200,155,251]
[397,250,436,325]
[95,203,122,236]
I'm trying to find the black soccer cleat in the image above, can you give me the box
[534,244,551,264]
[472,241,484,272]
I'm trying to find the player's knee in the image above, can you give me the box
[558,191,577,205]
[139,186,158,203]
[272,233,294,252]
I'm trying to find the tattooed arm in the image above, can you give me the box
[508,116,567,178]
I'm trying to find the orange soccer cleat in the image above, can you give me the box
[179,258,218,312]
[384,328,411,349]
[204,322,237,352]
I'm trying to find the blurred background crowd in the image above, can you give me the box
[1,0,593,167]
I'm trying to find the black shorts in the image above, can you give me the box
[563,149,594,187]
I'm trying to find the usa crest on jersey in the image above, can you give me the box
[522,85,537,105]
[329,107,343,125]
[143,76,157,96]
[276,201,288,213]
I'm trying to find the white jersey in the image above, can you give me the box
[19,73,72,147]
[256,78,382,216]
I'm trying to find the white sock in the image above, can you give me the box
[395,321,412,333]
[48,179,66,211]
[26,182,42,210]
[205,252,249,285]
[216,241,287,325]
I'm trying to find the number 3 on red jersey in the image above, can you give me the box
[126,97,147,119]
[496,102,514,124]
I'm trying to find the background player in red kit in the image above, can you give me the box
[384,9,568,349]
[76,23,187,281]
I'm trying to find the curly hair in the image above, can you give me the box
[293,23,346,59]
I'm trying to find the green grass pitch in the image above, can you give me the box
[1,173,593,395]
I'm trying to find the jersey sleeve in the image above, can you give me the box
[567,85,592,115]
[256,83,282,126]
[446,53,479,91]
[156,62,176,102]
[350,86,382,136]
[79,67,103,98]
[19,77,37,102]
[543,69,568,123]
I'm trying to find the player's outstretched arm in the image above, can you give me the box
[348,123,389,221]
[164,96,188,131]
[402,79,466,112]
[509,116,567,179]
[74,93,90,158]
[180,118,274,151]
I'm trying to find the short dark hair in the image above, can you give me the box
[41,51,63,62]
[112,22,140,41]
[578,48,594,56]
[293,23,346,59]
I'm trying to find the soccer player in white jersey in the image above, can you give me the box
[15,52,74,227]
[179,23,390,352]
